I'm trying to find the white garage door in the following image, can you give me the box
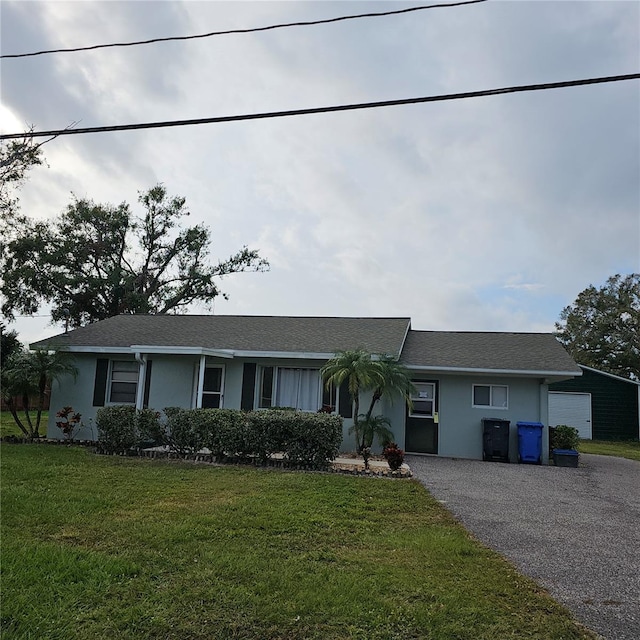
[548,392,592,440]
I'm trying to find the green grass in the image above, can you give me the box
[0,410,49,438]
[1,445,595,640]
[579,439,640,461]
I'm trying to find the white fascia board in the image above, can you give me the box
[579,364,640,386]
[61,345,235,358]
[130,345,235,358]
[62,346,133,354]
[404,364,583,377]
[232,350,334,360]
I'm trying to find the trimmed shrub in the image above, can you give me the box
[205,409,250,461]
[96,406,163,453]
[96,405,137,453]
[160,407,343,469]
[244,410,290,464]
[136,408,164,446]
[164,407,207,455]
[550,424,580,451]
[282,412,343,469]
[164,408,248,459]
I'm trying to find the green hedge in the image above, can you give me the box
[96,405,342,469]
[96,406,162,454]
[96,406,343,469]
[165,408,343,470]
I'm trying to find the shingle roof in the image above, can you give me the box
[400,330,580,374]
[31,315,580,374]
[31,315,411,357]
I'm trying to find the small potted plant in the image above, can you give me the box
[550,425,580,467]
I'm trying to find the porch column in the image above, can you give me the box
[196,354,206,408]
[135,354,147,411]
[539,379,549,464]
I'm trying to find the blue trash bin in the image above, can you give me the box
[517,421,544,464]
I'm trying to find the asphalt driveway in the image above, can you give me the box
[407,453,640,640]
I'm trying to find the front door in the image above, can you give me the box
[405,380,438,454]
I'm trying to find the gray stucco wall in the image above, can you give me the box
[46,353,113,441]
[146,355,247,412]
[46,355,548,462]
[47,355,356,447]
[146,356,198,411]
[47,354,244,440]
[383,374,548,462]
[438,375,546,461]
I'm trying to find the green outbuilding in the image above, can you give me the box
[549,365,640,441]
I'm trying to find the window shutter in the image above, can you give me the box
[92,359,109,407]
[143,360,153,409]
[338,384,353,418]
[241,363,257,411]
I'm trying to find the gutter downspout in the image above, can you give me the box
[134,352,147,411]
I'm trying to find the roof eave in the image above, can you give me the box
[578,364,640,385]
[404,364,583,378]
[51,345,338,361]
[59,345,235,358]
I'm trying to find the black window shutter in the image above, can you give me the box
[338,384,353,418]
[92,359,109,407]
[143,360,153,409]
[241,363,257,411]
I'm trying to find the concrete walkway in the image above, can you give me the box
[407,453,640,640]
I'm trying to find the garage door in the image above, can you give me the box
[548,392,592,439]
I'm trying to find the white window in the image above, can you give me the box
[409,382,436,418]
[257,367,325,412]
[473,384,508,409]
[109,360,139,404]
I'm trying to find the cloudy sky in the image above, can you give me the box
[1,0,639,345]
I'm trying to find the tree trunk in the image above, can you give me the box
[35,373,47,437]
[21,394,34,438]
[353,393,361,450]
[365,388,382,423]
[7,398,29,438]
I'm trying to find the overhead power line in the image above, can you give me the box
[1,0,487,59]
[1,73,637,141]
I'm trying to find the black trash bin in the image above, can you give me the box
[482,418,511,462]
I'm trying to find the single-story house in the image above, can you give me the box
[549,365,640,441]
[31,314,581,462]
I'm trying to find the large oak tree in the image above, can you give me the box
[555,273,639,380]
[1,184,269,327]
[0,129,45,219]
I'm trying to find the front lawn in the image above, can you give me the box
[0,410,49,438]
[1,445,594,640]
[579,439,640,461]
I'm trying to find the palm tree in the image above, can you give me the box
[1,323,23,367]
[321,350,415,466]
[320,349,377,451]
[363,355,416,423]
[1,349,77,439]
